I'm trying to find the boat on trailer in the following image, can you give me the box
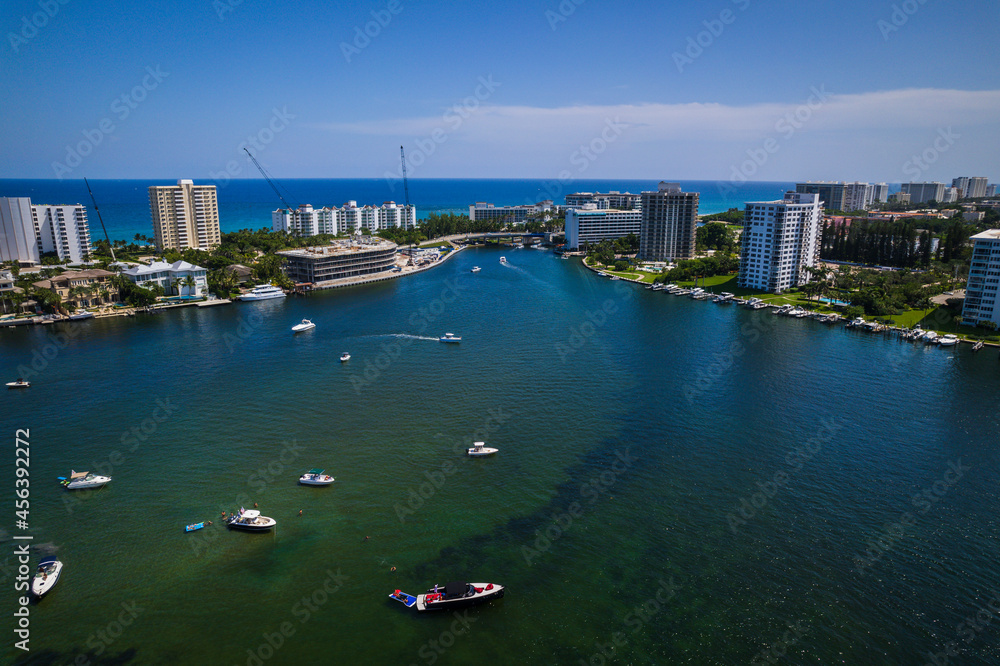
[390,581,505,612]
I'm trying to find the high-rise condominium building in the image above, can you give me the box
[638,182,698,262]
[565,191,641,210]
[0,197,92,264]
[564,207,642,250]
[871,183,889,204]
[953,177,989,199]
[961,230,1000,328]
[901,182,946,204]
[149,180,221,251]
[738,192,822,293]
[795,182,845,211]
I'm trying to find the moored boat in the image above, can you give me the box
[225,509,276,532]
[69,309,94,320]
[31,556,63,598]
[937,334,959,346]
[291,319,315,332]
[972,340,984,352]
[241,284,286,301]
[60,470,111,490]
[299,468,335,485]
[391,581,505,612]
[467,442,498,457]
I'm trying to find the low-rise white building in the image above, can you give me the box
[120,260,208,297]
[468,201,553,224]
[272,201,415,237]
[565,206,641,249]
[738,192,822,293]
[962,230,1000,328]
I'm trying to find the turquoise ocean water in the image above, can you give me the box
[1,247,999,664]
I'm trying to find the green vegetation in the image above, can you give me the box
[584,235,640,266]
[700,208,744,225]
[654,255,739,283]
[696,222,739,255]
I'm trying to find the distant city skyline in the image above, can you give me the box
[2,0,998,183]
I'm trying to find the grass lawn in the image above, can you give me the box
[418,240,453,248]
[884,306,998,339]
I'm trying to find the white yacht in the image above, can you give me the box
[31,556,63,598]
[6,379,30,389]
[467,442,498,457]
[291,319,315,333]
[61,470,111,490]
[241,284,286,301]
[69,309,94,320]
[225,509,276,532]
[923,330,939,343]
[440,333,461,343]
[937,334,959,346]
[299,468,335,485]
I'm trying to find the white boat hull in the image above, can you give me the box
[299,475,335,485]
[467,447,498,457]
[64,473,111,490]
[32,560,62,597]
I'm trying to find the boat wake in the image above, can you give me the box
[373,333,440,342]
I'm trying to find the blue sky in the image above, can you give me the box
[2,0,998,183]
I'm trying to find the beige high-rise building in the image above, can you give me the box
[149,180,221,251]
[639,182,699,262]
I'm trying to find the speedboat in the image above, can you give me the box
[241,284,286,301]
[226,509,276,532]
[391,581,505,612]
[69,309,94,320]
[60,470,111,490]
[31,556,63,598]
[471,266,481,273]
[6,379,30,389]
[499,256,507,264]
[440,333,461,343]
[340,352,351,362]
[972,340,984,352]
[299,468,335,485]
[923,331,939,343]
[937,334,959,346]
[292,319,315,333]
[467,442,498,457]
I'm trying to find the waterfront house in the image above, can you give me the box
[31,269,119,309]
[121,260,208,297]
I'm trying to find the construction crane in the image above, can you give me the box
[244,147,296,211]
[400,145,414,264]
[84,177,116,263]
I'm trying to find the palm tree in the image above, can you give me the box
[182,275,197,296]
[169,278,182,296]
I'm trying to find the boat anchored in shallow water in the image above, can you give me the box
[440,333,461,343]
[467,441,498,457]
[60,470,111,490]
[299,468,335,485]
[390,581,505,612]
[226,509,276,532]
[31,556,63,598]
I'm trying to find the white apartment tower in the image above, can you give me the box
[0,197,92,264]
[843,182,874,211]
[953,177,989,199]
[738,192,822,293]
[272,201,416,237]
[638,182,699,262]
[962,230,1000,328]
[149,180,222,251]
[565,207,642,250]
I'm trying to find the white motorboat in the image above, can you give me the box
[937,334,959,346]
[299,468,335,485]
[6,379,30,389]
[60,470,111,490]
[69,309,94,320]
[340,352,351,362]
[31,556,63,598]
[923,331,939,343]
[471,266,481,273]
[440,333,461,343]
[409,582,505,612]
[241,284,286,301]
[226,509,276,532]
[292,319,315,333]
[499,256,507,264]
[467,442,498,457]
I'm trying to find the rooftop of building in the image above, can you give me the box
[121,260,207,276]
[276,238,397,258]
[971,229,1000,241]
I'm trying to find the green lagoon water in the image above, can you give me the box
[2,247,1000,665]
